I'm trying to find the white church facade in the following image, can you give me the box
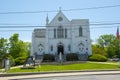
[31,10,92,61]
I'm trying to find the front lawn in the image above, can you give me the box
[7,62,120,73]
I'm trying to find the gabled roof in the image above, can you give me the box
[49,10,70,25]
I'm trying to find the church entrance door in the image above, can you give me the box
[57,45,64,55]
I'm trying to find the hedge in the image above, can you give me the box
[66,53,79,61]
[15,56,27,65]
[43,54,55,62]
[89,54,107,62]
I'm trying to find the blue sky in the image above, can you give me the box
[0,0,120,43]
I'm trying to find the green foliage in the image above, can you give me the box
[92,44,106,56]
[0,34,31,66]
[9,33,30,59]
[0,38,8,59]
[15,56,27,65]
[66,53,79,61]
[98,34,116,48]
[97,34,120,58]
[43,54,55,62]
[89,54,108,62]
[0,38,10,68]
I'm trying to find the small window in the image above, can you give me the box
[79,26,83,36]
[68,45,71,51]
[65,28,67,38]
[51,45,53,51]
[54,29,56,38]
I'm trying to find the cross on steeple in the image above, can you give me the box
[59,7,62,12]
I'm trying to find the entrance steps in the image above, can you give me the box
[55,54,66,62]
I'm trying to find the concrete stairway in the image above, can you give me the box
[34,55,43,66]
[55,54,66,62]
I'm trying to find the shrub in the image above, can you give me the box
[89,54,108,62]
[15,56,27,65]
[66,53,79,61]
[9,55,15,66]
[43,54,55,62]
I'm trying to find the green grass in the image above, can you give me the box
[7,62,120,73]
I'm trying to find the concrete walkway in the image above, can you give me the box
[0,70,120,80]
[0,65,23,73]
[89,61,120,65]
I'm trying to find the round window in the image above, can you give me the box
[58,17,63,21]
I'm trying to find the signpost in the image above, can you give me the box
[5,58,10,71]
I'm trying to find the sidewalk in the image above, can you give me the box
[0,65,23,73]
[89,61,120,65]
[0,70,120,80]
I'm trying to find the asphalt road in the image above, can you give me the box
[23,74,120,80]
[1,71,120,80]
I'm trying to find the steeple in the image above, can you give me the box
[59,7,62,12]
[46,14,49,25]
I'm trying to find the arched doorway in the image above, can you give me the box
[57,44,64,55]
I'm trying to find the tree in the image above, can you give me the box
[9,33,30,59]
[9,33,20,58]
[24,42,31,57]
[110,39,120,58]
[8,33,31,66]
[97,34,120,58]
[98,34,116,49]
[0,38,8,58]
[0,38,9,68]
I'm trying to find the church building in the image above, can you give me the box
[31,10,92,61]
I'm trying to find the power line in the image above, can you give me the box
[0,26,119,32]
[0,22,120,28]
[0,30,33,32]
[0,4,120,14]
[0,23,35,25]
[90,21,120,23]
[90,22,120,26]
[0,20,120,25]
[63,5,120,11]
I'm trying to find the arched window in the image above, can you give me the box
[38,44,44,51]
[57,26,64,38]
[68,45,71,51]
[38,44,44,55]
[79,26,83,36]
[51,45,53,51]
[54,28,56,38]
[78,43,85,54]
[65,28,67,38]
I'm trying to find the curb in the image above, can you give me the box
[1,69,120,77]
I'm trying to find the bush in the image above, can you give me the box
[15,56,27,65]
[89,54,108,62]
[43,54,55,62]
[66,53,79,61]
[9,55,15,66]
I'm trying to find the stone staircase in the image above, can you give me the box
[23,56,35,67]
[23,55,43,67]
[55,54,66,62]
[34,55,43,66]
